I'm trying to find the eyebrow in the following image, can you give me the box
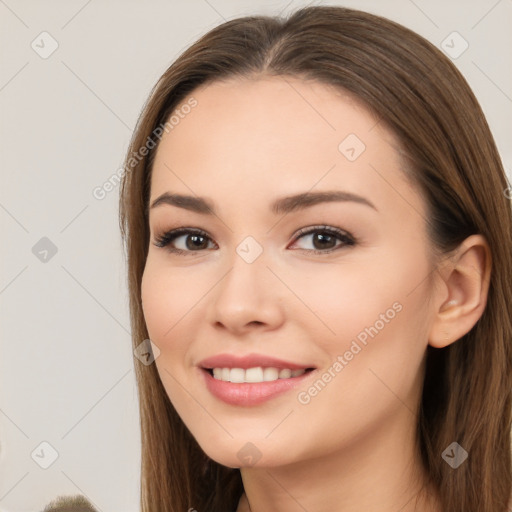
[149,190,377,215]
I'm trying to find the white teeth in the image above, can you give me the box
[210,366,307,383]
[263,367,279,381]
[230,368,245,383]
[278,369,292,379]
[245,367,263,382]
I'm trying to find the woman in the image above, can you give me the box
[119,5,512,511]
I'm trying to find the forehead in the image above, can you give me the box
[149,76,423,220]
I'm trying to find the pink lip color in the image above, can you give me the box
[198,367,315,406]
[198,353,313,370]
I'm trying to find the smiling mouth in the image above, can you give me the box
[204,366,316,383]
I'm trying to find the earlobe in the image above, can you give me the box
[428,235,491,348]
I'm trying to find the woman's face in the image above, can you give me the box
[141,76,439,468]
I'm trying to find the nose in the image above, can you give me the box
[207,245,286,335]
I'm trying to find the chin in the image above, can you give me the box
[196,435,296,469]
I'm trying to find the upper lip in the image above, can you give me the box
[198,353,315,370]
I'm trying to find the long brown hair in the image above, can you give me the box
[119,6,512,511]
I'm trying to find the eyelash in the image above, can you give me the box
[152,225,356,256]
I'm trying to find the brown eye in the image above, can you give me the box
[311,232,337,250]
[153,228,216,254]
[183,233,209,250]
[290,226,356,254]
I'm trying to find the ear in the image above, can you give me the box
[428,234,492,348]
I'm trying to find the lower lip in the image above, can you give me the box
[199,368,316,406]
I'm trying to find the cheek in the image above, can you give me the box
[292,247,432,348]
[140,257,201,343]
[298,249,433,407]
[297,245,433,412]
[140,260,196,407]
[289,286,431,463]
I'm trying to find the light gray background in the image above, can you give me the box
[0,1,510,511]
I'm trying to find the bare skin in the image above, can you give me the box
[141,76,491,512]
